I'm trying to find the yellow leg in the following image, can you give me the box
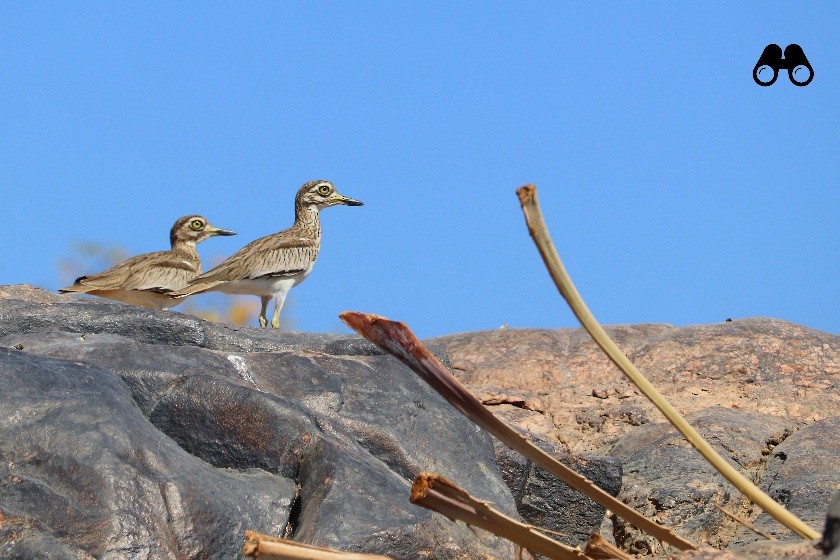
[259,296,270,328]
[271,304,281,329]
[269,289,290,329]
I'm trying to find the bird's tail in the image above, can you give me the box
[58,283,91,294]
[169,280,223,299]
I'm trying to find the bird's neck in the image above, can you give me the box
[294,204,322,239]
[171,240,200,261]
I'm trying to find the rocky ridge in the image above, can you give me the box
[0,285,837,559]
[433,317,840,557]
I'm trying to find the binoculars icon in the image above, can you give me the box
[753,44,813,86]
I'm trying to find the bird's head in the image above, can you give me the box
[296,180,364,210]
[170,215,237,247]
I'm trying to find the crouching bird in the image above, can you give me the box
[169,180,363,328]
[58,215,235,309]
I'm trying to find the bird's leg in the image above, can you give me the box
[259,296,270,328]
[271,291,290,329]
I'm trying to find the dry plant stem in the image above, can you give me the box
[339,311,697,551]
[714,504,776,541]
[243,531,394,560]
[515,184,820,542]
[583,534,635,560]
[411,473,591,560]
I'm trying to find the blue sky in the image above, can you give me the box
[1,3,837,337]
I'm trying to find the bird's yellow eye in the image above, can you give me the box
[190,219,204,231]
[317,184,331,196]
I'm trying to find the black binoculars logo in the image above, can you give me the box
[753,44,813,86]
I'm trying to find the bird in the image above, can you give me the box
[169,180,363,328]
[58,215,236,309]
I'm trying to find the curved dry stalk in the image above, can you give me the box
[515,184,820,541]
[411,472,591,560]
[340,311,697,551]
[243,531,394,560]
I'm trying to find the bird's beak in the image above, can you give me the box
[207,226,237,236]
[334,194,364,206]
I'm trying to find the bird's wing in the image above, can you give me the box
[191,235,318,284]
[62,251,199,293]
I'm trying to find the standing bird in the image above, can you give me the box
[58,215,236,309]
[170,180,363,328]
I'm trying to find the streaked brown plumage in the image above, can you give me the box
[170,180,363,328]
[58,215,236,309]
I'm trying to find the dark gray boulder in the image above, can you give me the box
[609,406,840,555]
[0,285,516,559]
[0,347,293,559]
[608,407,798,554]
[493,438,622,547]
[741,417,840,544]
[0,285,450,361]
[825,492,840,554]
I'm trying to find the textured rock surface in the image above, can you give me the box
[739,417,840,543]
[493,438,622,547]
[667,540,823,559]
[823,492,840,554]
[609,407,797,554]
[0,347,294,560]
[433,319,839,455]
[0,284,451,359]
[0,286,516,559]
[3,285,839,559]
[435,319,840,556]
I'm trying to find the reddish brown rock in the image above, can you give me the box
[434,319,839,557]
[433,318,839,455]
[667,540,822,559]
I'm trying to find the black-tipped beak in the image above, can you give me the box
[209,226,237,236]
[341,196,364,206]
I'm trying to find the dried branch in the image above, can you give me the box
[243,531,395,560]
[583,534,635,559]
[339,311,697,551]
[411,472,591,560]
[515,184,820,542]
[714,504,776,541]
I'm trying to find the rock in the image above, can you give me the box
[823,492,840,554]
[493,438,622,547]
[737,417,840,543]
[608,408,840,555]
[0,286,514,559]
[608,407,797,553]
[438,322,838,557]
[0,285,451,364]
[486,403,558,441]
[4,285,838,559]
[473,384,624,546]
[0,348,294,559]
[433,319,840,455]
[592,388,610,399]
[667,540,823,559]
